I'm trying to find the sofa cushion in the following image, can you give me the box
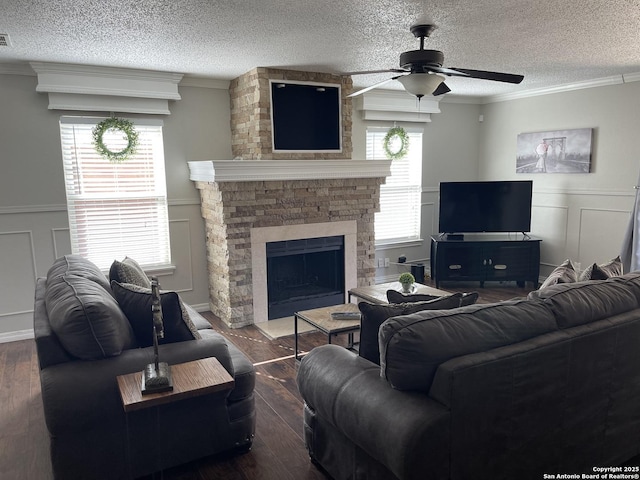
[539,259,578,289]
[606,272,640,303]
[578,255,623,281]
[379,299,557,392]
[111,281,201,347]
[358,293,463,364]
[109,257,151,288]
[45,273,137,359]
[46,254,112,294]
[527,275,639,328]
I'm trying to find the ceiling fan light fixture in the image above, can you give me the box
[397,73,445,99]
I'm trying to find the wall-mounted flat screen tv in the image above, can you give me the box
[439,180,533,233]
[270,80,342,152]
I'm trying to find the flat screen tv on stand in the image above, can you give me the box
[438,180,533,239]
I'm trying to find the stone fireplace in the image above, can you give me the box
[189,67,391,328]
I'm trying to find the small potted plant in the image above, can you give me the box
[398,272,415,293]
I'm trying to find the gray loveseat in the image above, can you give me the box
[297,273,640,480]
[34,255,255,479]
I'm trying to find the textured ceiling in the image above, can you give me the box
[1,0,640,98]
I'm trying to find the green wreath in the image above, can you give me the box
[383,126,409,160]
[92,117,139,163]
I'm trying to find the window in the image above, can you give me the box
[367,127,423,244]
[59,117,171,270]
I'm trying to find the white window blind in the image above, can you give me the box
[367,127,423,244]
[59,117,171,270]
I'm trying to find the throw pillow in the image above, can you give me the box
[539,259,578,289]
[45,274,137,359]
[359,293,463,364]
[460,291,480,306]
[111,281,201,347]
[109,257,151,288]
[386,289,440,304]
[578,255,623,281]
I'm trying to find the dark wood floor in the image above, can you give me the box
[0,280,532,480]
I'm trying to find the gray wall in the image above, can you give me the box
[478,82,639,276]
[352,100,483,281]
[354,83,637,283]
[0,73,231,338]
[1,69,638,339]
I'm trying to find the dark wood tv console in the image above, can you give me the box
[430,234,541,288]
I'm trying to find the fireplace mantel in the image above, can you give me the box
[188,159,392,183]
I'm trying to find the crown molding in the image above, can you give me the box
[179,76,230,89]
[0,62,35,76]
[188,159,392,182]
[482,73,640,104]
[29,62,184,114]
[2,61,638,105]
[30,62,183,99]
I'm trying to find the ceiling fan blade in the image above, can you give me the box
[341,68,407,76]
[448,68,524,84]
[347,75,405,97]
[425,66,469,76]
[432,82,451,96]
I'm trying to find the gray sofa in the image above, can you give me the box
[297,273,640,480]
[34,255,256,479]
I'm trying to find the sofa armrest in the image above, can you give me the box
[297,345,451,480]
[40,333,233,435]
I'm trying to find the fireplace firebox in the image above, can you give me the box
[266,236,345,319]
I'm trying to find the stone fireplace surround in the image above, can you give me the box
[189,159,391,328]
[189,67,391,328]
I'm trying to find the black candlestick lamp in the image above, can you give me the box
[141,277,173,394]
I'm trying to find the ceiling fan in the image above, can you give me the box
[345,24,524,99]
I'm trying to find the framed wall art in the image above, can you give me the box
[516,128,593,173]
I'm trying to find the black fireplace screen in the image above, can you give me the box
[266,235,345,319]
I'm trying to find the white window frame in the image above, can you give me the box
[367,126,423,246]
[59,116,171,270]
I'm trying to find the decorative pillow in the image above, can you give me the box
[358,293,463,364]
[386,289,440,304]
[111,281,201,347]
[460,291,480,306]
[45,274,137,359]
[578,256,623,281]
[109,257,151,288]
[539,259,578,289]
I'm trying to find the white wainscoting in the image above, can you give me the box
[577,208,630,264]
[531,204,570,268]
[0,202,209,338]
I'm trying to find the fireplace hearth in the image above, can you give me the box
[267,236,345,319]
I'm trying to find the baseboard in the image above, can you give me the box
[0,329,34,343]
[190,303,210,313]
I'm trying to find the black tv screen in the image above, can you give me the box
[439,181,533,233]
[270,80,342,152]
